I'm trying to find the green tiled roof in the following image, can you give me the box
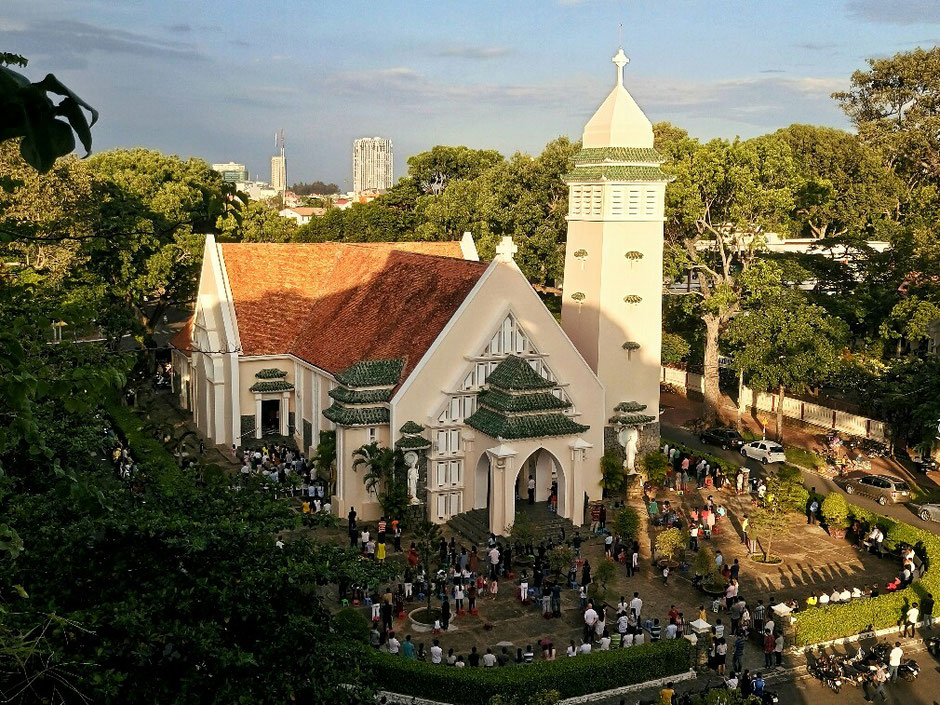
[563,165,671,182]
[479,389,571,414]
[328,386,393,404]
[255,368,287,379]
[400,421,425,434]
[334,358,405,388]
[249,380,294,393]
[485,355,554,391]
[608,413,657,426]
[572,147,664,165]
[323,403,390,426]
[466,407,589,440]
[395,435,432,450]
[614,401,648,413]
[622,341,641,351]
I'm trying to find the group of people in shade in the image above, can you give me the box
[239,443,333,511]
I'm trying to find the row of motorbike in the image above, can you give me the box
[809,642,920,694]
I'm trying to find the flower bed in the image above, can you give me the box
[368,639,691,703]
[792,500,940,645]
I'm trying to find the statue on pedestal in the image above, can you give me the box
[617,426,639,472]
[405,451,420,504]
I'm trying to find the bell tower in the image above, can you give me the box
[561,48,668,452]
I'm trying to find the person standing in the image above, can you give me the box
[583,602,599,643]
[869,663,889,701]
[440,597,451,631]
[733,631,746,673]
[527,475,536,505]
[773,632,784,667]
[923,593,935,630]
[903,602,919,638]
[807,490,818,525]
[763,629,775,668]
[741,514,749,547]
[888,642,903,683]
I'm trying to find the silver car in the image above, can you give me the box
[918,503,940,522]
[844,474,911,506]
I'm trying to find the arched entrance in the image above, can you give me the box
[474,454,490,510]
[508,447,567,528]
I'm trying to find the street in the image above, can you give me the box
[661,424,940,537]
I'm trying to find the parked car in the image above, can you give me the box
[917,503,940,522]
[699,427,745,450]
[740,440,786,464]
[844,474,911,505]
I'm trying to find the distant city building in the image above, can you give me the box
[212,162,248,183]
[271,130,287,195]
[235,180,279,202]
[353,137,393,194]
[278,206,325,225]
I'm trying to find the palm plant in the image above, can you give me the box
[352,442,395,498]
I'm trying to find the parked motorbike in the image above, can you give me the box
[810,652,844,693]
[870,642,920,682]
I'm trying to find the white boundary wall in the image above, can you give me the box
[661,366,890,444]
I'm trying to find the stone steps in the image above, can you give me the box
[446,503,581,547]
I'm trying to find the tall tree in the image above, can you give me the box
[406,145,503,195]
[727,286,848,441]
[660,134,795,422]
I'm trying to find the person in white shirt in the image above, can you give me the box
[622,632,635,647]
[851,586,863,599]
[583,605,598,642]
[888,642,903,682]
[482,648,497,667]
[598,633,611,650]
[579,640,592,654]
[633,631,645,645]
[839,586,851,602]
[430,639,443,664]
[829,588,841,603]
[567,640,577,657]
[617,597,628,614]
[387,633,400,654]
[665,622,678,639]
[629,592,643,617]
[818,592,830,605]
[764,617,775,635]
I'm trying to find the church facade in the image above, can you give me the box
[170,50,665,534]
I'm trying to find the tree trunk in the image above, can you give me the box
[776,384,785,443]
[764,534,772,562]
[702,314,722,424]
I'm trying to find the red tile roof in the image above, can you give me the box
[218,241,487,383]
[169,315,194,355]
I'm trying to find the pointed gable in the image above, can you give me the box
[581,49,654,149]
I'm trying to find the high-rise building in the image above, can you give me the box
[271,130,287,195]
[353,137,393,194]
[212,162,248,183]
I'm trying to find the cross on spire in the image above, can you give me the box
[495,236,518,262]
[612,48,629,87]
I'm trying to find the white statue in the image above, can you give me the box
[405,451,420,504]
[618,426,639,472]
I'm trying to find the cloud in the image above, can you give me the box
[795,41,837,50]
[847,0,940,24]
[436,45,512,60]
[167,23,191,33]
[760,69,786,74]
[0,17,206,68]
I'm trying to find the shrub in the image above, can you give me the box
[547,546,574,578]
[792,499,940,645]
[642,452,669,485]
[600,451,626,494]
[368,639,691,703]
[693,545,716,577]
[333,608,370,644]
[612,506,640,540]
[105,401,179,474]
[820,493,850,529]
[588,560,617,606]
[655,527,686,562]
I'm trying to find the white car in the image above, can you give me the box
[740,440,786,464]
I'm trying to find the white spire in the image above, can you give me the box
[581,49,654,149]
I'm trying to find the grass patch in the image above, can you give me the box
[785,446,825,470]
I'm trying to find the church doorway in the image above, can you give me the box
[261,399,280,435]
[473,454,490,510]
[507,448,567,528]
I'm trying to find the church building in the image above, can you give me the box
[170,50,665,534]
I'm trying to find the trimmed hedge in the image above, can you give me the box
[369,639,690,703]
[105,401,178,473]
[792,500,940,645]
[662,439,742,475]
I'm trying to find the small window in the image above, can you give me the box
[368,427,377,444]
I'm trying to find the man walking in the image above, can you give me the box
[527,475,535,505]
[888,642,903,683]
[807,490,818,525]
[923,593,935,630]
[903,602,919,638]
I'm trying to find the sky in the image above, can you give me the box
[3,0,940,188]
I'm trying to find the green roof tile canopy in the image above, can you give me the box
[563,165,671,182]
[249,380,294,393]
[334,358,405,388]
[396,420,431,451]
[255,368,287,379]
[572,147,664,165]
[323,358,404,427]
[465,355,589,441]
